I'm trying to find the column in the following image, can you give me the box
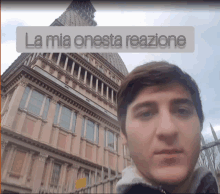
[1,140,8,158]
[111,90,114,103]
[31,53,37,62]
[1,94,9,113]
[106,86,109,100]
[32,95,47,140]
[101,83,104,96]
[21,151,34,185]
[90,75,93,88]
[77,66,82,80]
[114,133,117,151]
[52,103,62,147]
[40,98,58,144]
[2,145,16,180]
[44,158,54,190]
[27,55,32,66]
[64,56,69,70]
[16,87,33,133]
[72,113,83,156]
[93,123,97,162]
[106,129,108,147]
[96,78,98,92]
[83,117,88,138]
[71,62,75,75]
[118,137,124,172]
[57,53,62,65]
[60,163,68,188]
[82,117,87,158]
[84,70,87,84]
[49,53,53,60]
[57,104,63,124]
[66,111,74,153]
[2,82,27,129]
[32,153,48,193]
[98,126,105,166]
[67,164,79,193]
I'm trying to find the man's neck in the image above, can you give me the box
[135,166,195,193]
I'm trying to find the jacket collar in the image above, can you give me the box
[116,165,216,194]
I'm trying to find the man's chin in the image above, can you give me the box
[151,166,189,185]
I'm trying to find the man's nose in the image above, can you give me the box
[156,109,178,144]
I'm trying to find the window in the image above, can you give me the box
[19,87,50,119]
[51,163,61,185]
[108,131,114,149]
[81,117,99,143]
[10,150,26,176]
[86,120,95,142]
[85,172,89,186]
[54,103,60,125]
[28,90,44,115]
[20,87,31,109]
[105,129,118,152]
[42,98,50,120]
[53,103,77,132]
[60,106,71,129]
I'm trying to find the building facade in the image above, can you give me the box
[1,1,132,193]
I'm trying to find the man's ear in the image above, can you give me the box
[121,132,128,145]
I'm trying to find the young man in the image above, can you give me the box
[116,61,219,194]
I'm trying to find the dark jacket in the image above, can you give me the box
[116,165,219,194]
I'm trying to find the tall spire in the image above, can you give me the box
[210,123,220,153]
[51,1,97,26]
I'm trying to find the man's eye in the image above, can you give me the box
[177,108,191,116]
[138,112,153,118]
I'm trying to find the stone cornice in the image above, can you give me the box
[1,128,109,172]
[1,65,120,132]
[34,55,116,110]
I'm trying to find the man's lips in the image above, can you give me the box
[154,149,183,155]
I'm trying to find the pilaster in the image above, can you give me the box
[72,113,83,156]
[32,153,48,193]
[1,139,8,158]
[40,98,57,144]
[2,81,27,129]
[2,145,16,180]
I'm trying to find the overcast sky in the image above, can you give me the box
[1,1,220,144]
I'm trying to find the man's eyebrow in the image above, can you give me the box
[131,101,156,113]
[171,98,194,106]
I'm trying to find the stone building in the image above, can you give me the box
[1,1,132,193]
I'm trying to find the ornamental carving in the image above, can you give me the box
[72,82,77,89]
[57,72,63,80]
[41,62,46,69]
[65,77,70,84]
[49,67,55,74]
[1,139,8,149]
[19,80,28,88]
[38,153,48,162]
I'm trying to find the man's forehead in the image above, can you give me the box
[129,82,192,108]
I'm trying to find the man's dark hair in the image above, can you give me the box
[117,61,204,137]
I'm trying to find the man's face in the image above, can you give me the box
[124,82,201,185]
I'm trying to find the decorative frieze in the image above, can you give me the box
[38,153,48,162]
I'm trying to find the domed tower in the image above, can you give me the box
[1,1,131,194]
